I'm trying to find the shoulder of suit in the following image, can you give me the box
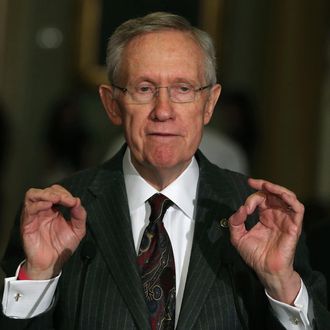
[196,149,255,201]
[197,149,249,181]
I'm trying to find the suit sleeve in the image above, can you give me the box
[295,234,330,329]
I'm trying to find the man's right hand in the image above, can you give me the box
[20,184,87,280]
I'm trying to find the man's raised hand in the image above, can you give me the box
[21,185,86,280]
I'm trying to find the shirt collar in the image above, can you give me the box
[123,148,199,219]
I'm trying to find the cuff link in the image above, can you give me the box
[14,293,23,302]
[290,317,301,325]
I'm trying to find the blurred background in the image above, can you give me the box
[0,0,330,291]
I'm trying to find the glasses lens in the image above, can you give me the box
[123,83,206,104]
[130,84,155,103]
[170,84,194,103]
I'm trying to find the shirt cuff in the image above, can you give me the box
[266,279,313,329]
[2,263,60,319]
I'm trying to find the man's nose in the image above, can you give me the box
[152,87,174,120]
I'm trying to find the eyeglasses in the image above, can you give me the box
[112,82,212,104]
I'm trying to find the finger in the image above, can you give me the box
[281,192,305,218]
[70,198,87,222]
[70,198,87,237]
[25,188,61,204]
[243,191,266,214]
[229,206,248,244]
[248,178,296,199]
[25,186,78,209]
[24,200,54,216]
[249,179,304,217]
[50,184,74,195]
[26,185,73,201]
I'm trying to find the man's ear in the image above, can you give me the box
[99,84,123,126]
[203,84,221,125]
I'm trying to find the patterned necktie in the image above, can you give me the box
[137,193,176,330]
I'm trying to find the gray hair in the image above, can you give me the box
[106,12,217,85]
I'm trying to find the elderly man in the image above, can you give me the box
[1,12,329,330]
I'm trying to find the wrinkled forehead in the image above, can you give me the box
[117,30,206,84]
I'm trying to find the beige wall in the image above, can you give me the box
[0,0,8,86]
[317,34,330,202]
[258,1,328,198]
[0,0,77,256]
[220,0,328,200]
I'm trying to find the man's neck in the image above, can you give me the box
[131,157,192,191]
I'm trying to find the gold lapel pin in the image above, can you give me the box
[219,218,229,228]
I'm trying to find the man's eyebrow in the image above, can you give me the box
[128,76,199,86]
[128,76,157,85]
[171,76,199,84]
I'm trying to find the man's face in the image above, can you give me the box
[101,30,220,184]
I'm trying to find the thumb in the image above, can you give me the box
[229,206,248,244]
[70,198,87,236]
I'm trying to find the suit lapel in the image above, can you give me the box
[177,152,241,329]
[86,152,150,329]
[82,149,247,329]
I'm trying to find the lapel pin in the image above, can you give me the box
[219,218,229,228]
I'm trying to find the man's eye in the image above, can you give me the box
[136,86,154,93]
[175,85,192,93]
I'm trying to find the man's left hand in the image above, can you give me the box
[229,178,304,305]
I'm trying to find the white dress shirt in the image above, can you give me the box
[123,148,198,322]
[2,148,313,329]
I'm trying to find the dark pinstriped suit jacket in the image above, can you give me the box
[1,147,330,329]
